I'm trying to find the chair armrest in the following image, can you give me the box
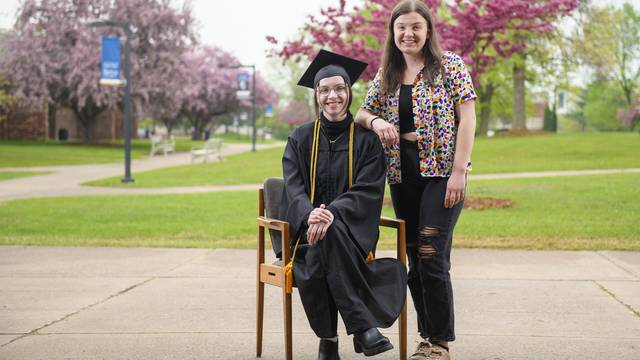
[257,216,289,232]
[379,216,404,229]
[257,216,292,263]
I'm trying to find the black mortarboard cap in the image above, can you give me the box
[297,49,368,89]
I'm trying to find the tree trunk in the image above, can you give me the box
[476,82,495,136]
[163,119,173,135]
[551,101,558,132]
[81,109,94,143]
[189,117,204,140]
[71,99,103,143]
[512,59,527,131]
[47,104,57,140]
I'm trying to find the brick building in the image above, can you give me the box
[0,105,129,141]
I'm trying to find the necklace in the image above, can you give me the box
[321,128,346,144]
[328,133,345,144]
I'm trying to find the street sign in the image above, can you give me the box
[100,36,123,86]
[265,103,273,117]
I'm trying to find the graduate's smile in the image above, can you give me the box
[325,100,343,110]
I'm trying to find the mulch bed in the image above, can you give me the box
[462,196,513,210]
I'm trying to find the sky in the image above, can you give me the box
[0,0,637,84]
[0,0,359,80]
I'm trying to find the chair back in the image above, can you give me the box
[263,177,284,256]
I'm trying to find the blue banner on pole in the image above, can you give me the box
[237,72,250,91]
[236,72,251,99]
[100,36,122,86]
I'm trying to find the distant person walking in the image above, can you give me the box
[356,1,477,359]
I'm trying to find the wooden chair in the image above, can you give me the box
[256,177,407,360]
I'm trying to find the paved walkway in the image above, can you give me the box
[0,246,638,359]
[0,143,284,201]
[1,149,639,201]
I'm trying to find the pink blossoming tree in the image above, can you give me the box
[268,0,579,83]
[180,46,277,140]
[1,0,197,142]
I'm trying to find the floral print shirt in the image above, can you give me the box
[362,51,476,184]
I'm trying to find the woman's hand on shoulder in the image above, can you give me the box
[371,118,399,145]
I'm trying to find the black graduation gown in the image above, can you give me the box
[278,114,407,337]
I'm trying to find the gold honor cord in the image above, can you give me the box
[285,120,355,293]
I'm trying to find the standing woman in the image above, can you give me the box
[356,1,476,359]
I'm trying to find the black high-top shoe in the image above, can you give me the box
[318,338,340,360]
[353,328,393,356]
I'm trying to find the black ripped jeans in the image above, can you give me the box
[389,139,464,342]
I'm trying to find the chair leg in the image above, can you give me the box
[400,301,407,359]
[256,281,264,357]
[283,290,292,360]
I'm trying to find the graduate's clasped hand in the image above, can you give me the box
[307,204,334,246]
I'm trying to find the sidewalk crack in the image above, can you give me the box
[596,252,639,280]
[0,277,156,348]
[594,281,640,318]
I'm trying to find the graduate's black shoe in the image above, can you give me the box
[353,328,393,356]
[317,339,340,360]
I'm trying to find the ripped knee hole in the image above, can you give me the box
[418,226,439,259]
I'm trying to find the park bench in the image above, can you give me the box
[190,138,223,163]
[149,134,176,156]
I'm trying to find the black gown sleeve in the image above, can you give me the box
[327,131,386,254]
[278,128,314,254]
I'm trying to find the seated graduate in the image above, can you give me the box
[277,49,407,359]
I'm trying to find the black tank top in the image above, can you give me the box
[399,84,416,134]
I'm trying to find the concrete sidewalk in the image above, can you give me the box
[0,247,638,359]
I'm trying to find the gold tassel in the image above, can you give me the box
[284,260,293,294]
[365,251,375,264]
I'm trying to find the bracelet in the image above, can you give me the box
[368,116,381,129]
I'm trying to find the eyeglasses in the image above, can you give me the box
[317,84,348,97]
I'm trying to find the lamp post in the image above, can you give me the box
[229,64,257,152]
[88,20,134,183]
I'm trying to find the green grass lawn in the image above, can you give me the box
[108,136,203,153]
[0,140,149,168]
[472,132,640,173]
[84,132,640,188]
[211,132,276,145]
[2,173,638,250]
[0,135,265,168]
[452,173,640,250]
[0,171,51,181]
[85,146,284,187]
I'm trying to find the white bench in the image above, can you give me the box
[149,135,176,156]
[191,138,223,163]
